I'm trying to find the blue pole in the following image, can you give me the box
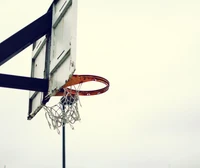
[62,124,66,168]
[62,103,66,168]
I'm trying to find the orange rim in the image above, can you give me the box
[55,75,110,96]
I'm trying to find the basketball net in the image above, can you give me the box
[42,74,110,134]
[43,84,82,134]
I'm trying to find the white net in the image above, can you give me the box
[43,84,82,134]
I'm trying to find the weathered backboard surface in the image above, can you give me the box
[49,0,77,95]
[28,36,49,119]
[28,0,78,119]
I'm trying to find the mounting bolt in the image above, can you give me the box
[71,61,74,67]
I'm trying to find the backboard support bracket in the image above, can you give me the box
[0,9,52,66]
[0,73,48,92]
[0,4,54,120]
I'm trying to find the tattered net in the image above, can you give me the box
[43,84,82,134]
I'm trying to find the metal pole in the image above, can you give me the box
[62,103,66,168]
[62,124,66,168]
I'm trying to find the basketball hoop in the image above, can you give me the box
[43,75,110,133]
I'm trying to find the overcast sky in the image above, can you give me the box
[1,0,200,168]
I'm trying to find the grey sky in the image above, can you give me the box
[1,0,200,167]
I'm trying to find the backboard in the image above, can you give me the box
[28,0,78,119]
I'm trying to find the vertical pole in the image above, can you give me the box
[62,104,66,168]
[62,124,66,168]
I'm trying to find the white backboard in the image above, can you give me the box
[28,36,47,119]
[28,0,78,119]
[49,0,78,95]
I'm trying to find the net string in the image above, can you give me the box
[44,83,82,134]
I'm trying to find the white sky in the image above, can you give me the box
[1,0,200,167]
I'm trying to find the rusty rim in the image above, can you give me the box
[55,75,110,96]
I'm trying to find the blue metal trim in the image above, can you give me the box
[0,73,48,92]
[0,10,52,65]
